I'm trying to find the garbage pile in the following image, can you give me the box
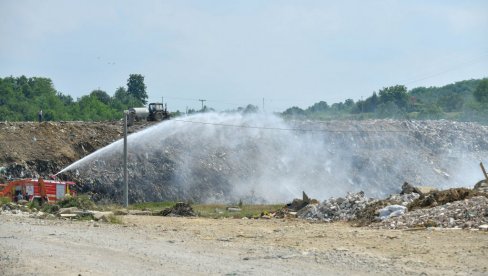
[159,202,196,217]
[295,190,423,222]
[290,179,488,230]
[374,196,488,230]
[32,117,488,204]
[408,187,483,210]
[297,192,373,222]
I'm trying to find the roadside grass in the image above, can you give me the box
[2,193,284,221]
[0,196,11,206]
[130,201,284,218]
[194,204,284,219]
[106,214,123,224]
[57,195,96,210]
[131,201,177,211]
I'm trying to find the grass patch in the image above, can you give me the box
[0,196,11,206]
[96,203,124,212]
[106,214,123,224]
[130,201,284,218]
[28,199,41,210]
[57,195,96,210]
[130,201,177,211]
[193,204,284,219]
[41,204,60,214]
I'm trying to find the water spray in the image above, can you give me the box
[56,113,488,203]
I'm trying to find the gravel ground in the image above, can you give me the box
[1,214,487,275]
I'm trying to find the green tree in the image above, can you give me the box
[367,92,378,112]
[378,85,409,110]
[283,106,305,117]
[57,93,74,105]
[418,103,443,119]
[112,86,144,112]
[306,101,329,113]
[242,104,259,114]
[76,95,117,121]
[344,98,354,107]
[375,101,405,119]
[90,89,111,105]
[473,78,488,103]
[127,74,148,105]
[113,87,129,103]
[437,93,464,112]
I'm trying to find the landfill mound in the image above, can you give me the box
[66,115,488,203]
[0,121,123,179]
[2,115,488,204]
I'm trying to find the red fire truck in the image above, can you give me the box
[0,177,76,204]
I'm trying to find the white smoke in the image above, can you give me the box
[58,113,488,203]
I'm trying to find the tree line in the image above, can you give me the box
[282,78,488,123]
[0,74,148,121]
[1,74,487,123]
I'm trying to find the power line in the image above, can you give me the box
[172,119,412,133]
[403,52,488,85]
[163,96,252,109]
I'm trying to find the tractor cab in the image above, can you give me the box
[149,103,164,112]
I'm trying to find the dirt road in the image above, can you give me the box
[1,214,487,275]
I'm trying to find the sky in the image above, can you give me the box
[1,0,487,112]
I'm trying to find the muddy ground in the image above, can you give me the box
[1,214,487,275]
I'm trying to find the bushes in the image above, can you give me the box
[0,196,11,206]
[57,195,96,210]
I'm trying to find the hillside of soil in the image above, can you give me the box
[0,121,123,177]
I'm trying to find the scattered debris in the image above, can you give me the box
[1,181,487,230]
[474,180,488,193]
[287,191,317,212]
[128,210,153,216]
[377,205,407,220]
[401,182,437,195]
[91,211,115,222]
[159,202,196,217]
[282,180,488,230]
[408,188,485,210]
[297,191,373,222]
[374,196,488,229]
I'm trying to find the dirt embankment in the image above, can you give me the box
[0,121,122,176]
[0,121,154,175]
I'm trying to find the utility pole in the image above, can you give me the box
[262,98,265,112]
[123,111,128,208]
[198,99,206,111]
